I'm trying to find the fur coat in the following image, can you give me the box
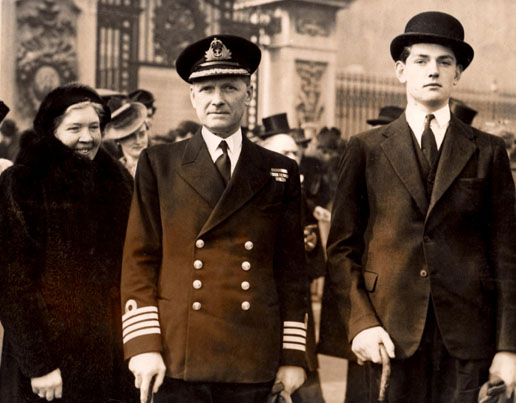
[0,133,136,402]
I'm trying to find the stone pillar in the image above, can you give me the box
[238,0,351,132]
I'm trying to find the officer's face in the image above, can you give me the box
[190,77,252,138]
[396,43,462,111]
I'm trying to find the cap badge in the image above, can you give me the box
[205,38,232,61]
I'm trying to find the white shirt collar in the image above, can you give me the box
[405,103,450,149]
[201,126,243,173]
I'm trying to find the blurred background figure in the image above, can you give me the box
[104,102,150,177]
[174,119,200,142]
[129,89,156,135]
[450,98,478,126]
[366,105,404,127]
[0,83,136,403]
[0,119,20,162]
[481,120,516,185]
[259,112,326,403]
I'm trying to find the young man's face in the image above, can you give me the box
[190,77,252,138]
[395,43,462,111]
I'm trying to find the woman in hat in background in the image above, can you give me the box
[0,83,136,402]
[104,101,150,177]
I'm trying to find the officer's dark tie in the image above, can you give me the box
[215,140,231,186]
[421,114,438,166]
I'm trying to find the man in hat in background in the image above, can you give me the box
[325,11,516,402]
[258,112,325,403]
[366,105,404,128]
[121,35,309,403]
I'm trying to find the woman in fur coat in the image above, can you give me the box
[0,84,137,402]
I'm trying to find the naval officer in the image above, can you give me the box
[121,34,309,403]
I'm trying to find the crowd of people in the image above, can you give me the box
[1,10,516,403]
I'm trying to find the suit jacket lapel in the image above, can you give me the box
[428,116,476,216]
[381,115,429,215]
[200,137,270,235]
[178,131,225,208]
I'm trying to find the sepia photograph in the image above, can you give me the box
[1,0,516,402]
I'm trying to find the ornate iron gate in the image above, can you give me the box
[96,0,141,92]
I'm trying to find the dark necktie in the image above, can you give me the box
[215,140,231,186]
[421,114,438,166]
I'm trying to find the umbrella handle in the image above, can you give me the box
[378,343,391,402]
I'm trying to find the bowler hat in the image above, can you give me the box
[390,11,474,70]
[176,34,261,83]
[449,98,477,125]
[261,113,292,139]
[367,106,404,126]
[104,102,147,141]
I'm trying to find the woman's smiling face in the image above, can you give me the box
[54,104,102,160]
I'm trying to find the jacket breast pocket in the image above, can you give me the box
[363,270,378,292]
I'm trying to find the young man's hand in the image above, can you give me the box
[352,326,395,364]
[490,352,516,398]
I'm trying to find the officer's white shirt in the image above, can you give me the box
[406,103,450,150]
[202,126,242,175]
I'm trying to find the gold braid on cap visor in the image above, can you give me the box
[189,68,250,80]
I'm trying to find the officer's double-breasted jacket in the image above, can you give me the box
[121,132,309,383]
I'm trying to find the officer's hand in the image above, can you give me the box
[352,326,395,365]
[128,352,166,403]
[274,365,306,394]
[490,352,516,398]
[31,368,62,401]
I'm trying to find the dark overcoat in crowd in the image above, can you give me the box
[0,133,136,402]
[121,132,309,383]
[322,114,516,362]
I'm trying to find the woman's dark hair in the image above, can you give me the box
[33,83,111,137]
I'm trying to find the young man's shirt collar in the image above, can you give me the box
[405,103,450,150]
[201,126,242,174]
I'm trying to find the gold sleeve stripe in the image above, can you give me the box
[123,312,159,329]
[123,327,161,344]
[282,343,306,352]
[122,320,161,338]
[283,335,306,344]
[283,321,307,330]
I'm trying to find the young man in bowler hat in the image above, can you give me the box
[325,11,516,402]
[120,35,309,403]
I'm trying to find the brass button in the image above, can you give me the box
[420,269,428,278]
[241,281,250,291]
[193,280,202,289]
[192,302,202,310]
[193,260,203,270]
[244,241,254,250]
[241,301,251,310]
[241,261,251,271]
[195,239,205,248]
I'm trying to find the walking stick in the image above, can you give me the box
[378,344,391,402]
